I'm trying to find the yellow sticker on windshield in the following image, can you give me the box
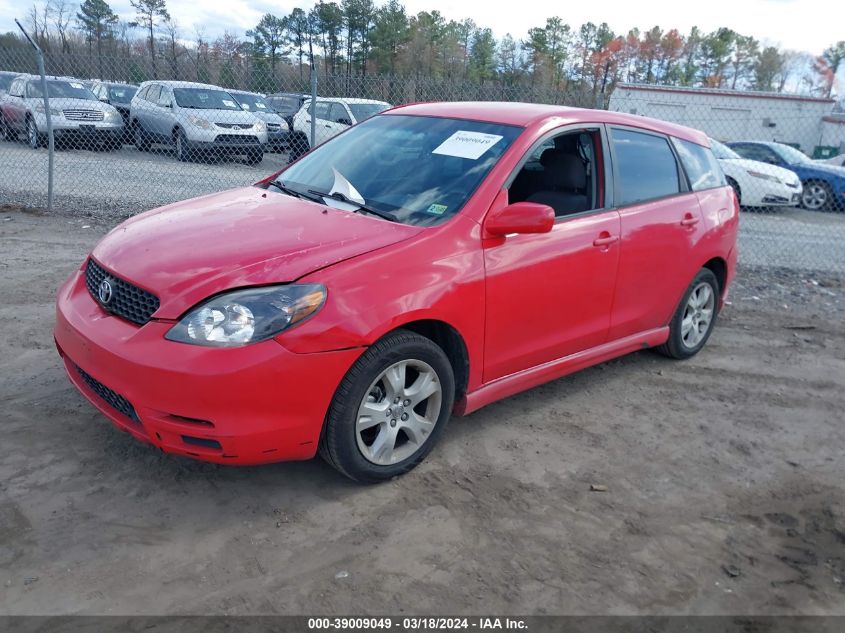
[426,204,448,215]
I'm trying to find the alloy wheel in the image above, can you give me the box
[355,359,442,466]
[802,183,828,210]
[27,119,38,148]
[681,282,715,349]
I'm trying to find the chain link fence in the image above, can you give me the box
[1,47,844,273]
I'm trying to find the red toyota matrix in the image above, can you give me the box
[55,102,738,482]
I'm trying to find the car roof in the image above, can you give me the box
[138,80,230,90]
[385,101,710,145]
[228,89,262,97]
[306,97,391,105]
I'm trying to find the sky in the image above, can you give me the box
[0,0,837,57]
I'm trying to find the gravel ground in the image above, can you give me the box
[1,209,843,616]
[1,137,844,273]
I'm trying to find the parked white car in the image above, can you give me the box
[0,75,123,150]
[289,97,391,160]
[130,81,268,165]
[710,138,802,207]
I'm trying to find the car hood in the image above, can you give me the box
[718,158,799,184]
[793,162,845,179]
[91,186,423,319]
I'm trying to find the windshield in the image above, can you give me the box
[173,88,241,110]
[233,92,274,113]
[27,80,96,100]
[275,114,522,226]
[349,102,390,121]
[773,143,810,165]
[268,95,301,113]
[709,138,740,160]
[108,86,136,102]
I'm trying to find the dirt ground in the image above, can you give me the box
[1,208,843,616]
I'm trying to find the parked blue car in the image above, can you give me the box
[727,141,845,211]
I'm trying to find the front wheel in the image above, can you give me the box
[657,268,720,360]
[174,129,190,162]
[26,117,42,149]
[800,181,831,211]
[319,329,455,482]
[133,123,151,152]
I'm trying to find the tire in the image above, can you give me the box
[174,128,189,162]
[800,180,832,211]
[288,133,309,163]
[26,117,42,149]
[319,329,455,483]
[133,122,150,152]
[727,177,741,207]
[656,268,720,360]
[0,114,13,141]
[245,149,263,166]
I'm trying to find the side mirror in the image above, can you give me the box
[485,201,554,236]
[336,117,352,126]
[99,96,109,103]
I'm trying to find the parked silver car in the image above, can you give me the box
[0,75,123,150]
[129,81,268,164]
[227,89,289,152]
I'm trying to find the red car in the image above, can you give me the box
[55,102,738,482]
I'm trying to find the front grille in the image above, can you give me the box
[75,365,139,423]
[215,122,253,130]
[267,123,281,132]
[63,109,104,121]
[214,134,260,145]
[85,258,160,326]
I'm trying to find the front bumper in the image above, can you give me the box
[54,267,362,465]
[185,135,266,154]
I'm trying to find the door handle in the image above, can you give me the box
[680,213,700,227]
[593,234,619,247]
[324,124,331,128]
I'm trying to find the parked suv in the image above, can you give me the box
[0,75,123,150]
[289,97,391,160]
[90,81,137,143]
[727,141,845,211]
[55,103,737,482]
[130,81,268,164]
[227,89,289,152]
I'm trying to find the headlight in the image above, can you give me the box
[254,120,267,131]
[34,103,61,117]
[746,170,782,184]
[105,109,121,122]
[187,115,213,130]
[165,284,326,347]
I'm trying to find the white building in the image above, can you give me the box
[608,83,842,155]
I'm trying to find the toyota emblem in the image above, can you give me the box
[98,279,114,304]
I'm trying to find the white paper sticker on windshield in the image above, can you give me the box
[432,131,503,160]
[70,82,84,89]
[222,99,237,108]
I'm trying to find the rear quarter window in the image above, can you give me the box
[611,128,681,206]
[672,138,726,191]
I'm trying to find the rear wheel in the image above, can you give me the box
[319,329,455,482]
[800,180,831,211]
[657,268,720,360]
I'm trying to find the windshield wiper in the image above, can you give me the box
[269,180,324,203]
[307,190,397,222]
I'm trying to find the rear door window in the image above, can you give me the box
[672,138,726,191]
[611,128,681,206]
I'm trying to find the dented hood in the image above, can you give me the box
[91,187,422,319]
